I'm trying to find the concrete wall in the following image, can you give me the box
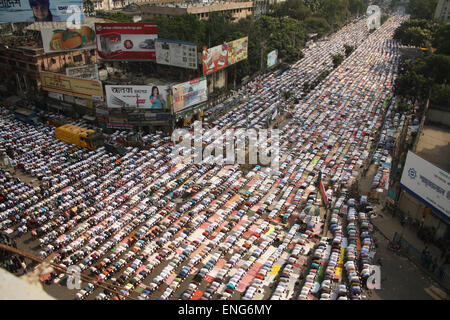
[427,108,450,127]
[398,190,448,239]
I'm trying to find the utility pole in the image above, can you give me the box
[260,40,267,73]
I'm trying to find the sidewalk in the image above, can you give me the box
[371,207,450,276]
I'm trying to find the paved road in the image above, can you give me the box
[368,230,446,300]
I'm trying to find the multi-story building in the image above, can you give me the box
[0,45,97,96]
[253,0,269,17]
[0,20,101,99]
[435,0,450,22]
[138,1,255,21]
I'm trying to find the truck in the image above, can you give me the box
[54,124,104,150]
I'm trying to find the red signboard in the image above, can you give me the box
[202,43,229,75]
[95,23,158,60]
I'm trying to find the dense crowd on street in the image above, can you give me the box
[0,15,410,300]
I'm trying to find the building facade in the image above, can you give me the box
[0,45,97,96]
[138,2,254,21]
[435,0,450,22]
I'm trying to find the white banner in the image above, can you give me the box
[400,151,450,221]
[155,39,197,69]
[66,64,98,80]
[105,85,169,110]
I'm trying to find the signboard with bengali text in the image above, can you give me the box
[400,151,450,221]
[172,77,208,113]
[40,72,103,100]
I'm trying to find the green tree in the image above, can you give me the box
[344,44,355,57]
[101,12,133,22]
[348,0,367,17]
[433,23,450,55]
[304,16,331,37]
[332,54,344,68]
[393,19,436,47]
[82,0,94,16]
[319,0,349,32]
[430,84,450,109]
[149,14,206,48]
[408,0,438,20]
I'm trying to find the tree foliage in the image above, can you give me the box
[344,44,355,57]
[433,23,450,55]
[394,55,450,110]
[332,54,344,68]
[408,0,438,20]
[82,0,94,16]
[140,0,366,85]
[393,19,437,47]
[99,12,133,22]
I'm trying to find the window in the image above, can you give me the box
[73,55,82,62]
[50,58,56,64]
[28,64,38,71]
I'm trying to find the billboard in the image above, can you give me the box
[400,151,450,221]
[267,49,278,68]
[41,25,96,53]
[202,43,228,75]
[105,85,169,110]
[172,77,208,114]
[40,72,103,100]
[228,36,248,65]
[201,36,248,75]
[95,22,158,60]
[0,0,83,22]
[155,39,197,70]
[66,64,98,80]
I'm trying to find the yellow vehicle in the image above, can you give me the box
[54,124,104,150]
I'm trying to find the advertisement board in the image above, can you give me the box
[201,36,248,75]
[41,25,96,53]
[172,77,208,113]
[228,36,248,65]
[400,151,450,221]
[40,72,103,100]
[105,85,169,110]
[267,49,278,68]
[95,22,158,60]
[66,64,98,80]
[202,43,228,75]
[155,39,197,69]
[0,0,83,22]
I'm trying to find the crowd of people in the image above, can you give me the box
[0,15,411,300]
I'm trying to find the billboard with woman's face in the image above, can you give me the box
[105,85,169,110]
[0,0,83,22]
